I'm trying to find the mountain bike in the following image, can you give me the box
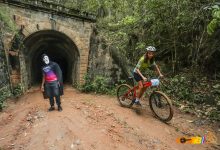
[116,77,173,122]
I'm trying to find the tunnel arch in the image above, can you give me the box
[23,30,80,86]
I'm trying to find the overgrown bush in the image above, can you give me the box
[161,73,220,121]
[80,75,117,95]
[12,83,24,98]
[0,84,24,111]
[0,86,11,111]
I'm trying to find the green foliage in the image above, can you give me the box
[94,0,217,73]
[51,0,219,74]
[80,75,116,95]
[0,86,11,111]
[207,19,219,35]
[164,75,192,101]
[12,83,24,98]
[161,73,220,121]
[207,5,220,35]
[0,6,17,32]
[108,16,138,28]
[51,0,220,121]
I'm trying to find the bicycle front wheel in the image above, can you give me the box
[149,91,173,122]
[116,84,134,108]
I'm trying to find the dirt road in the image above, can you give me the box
[0,86,219,150]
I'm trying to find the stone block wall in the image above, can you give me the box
[88,31,129,85]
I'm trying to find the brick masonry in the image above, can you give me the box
[1,3,94,88]
[1,2,127,93]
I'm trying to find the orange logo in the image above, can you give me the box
[176,131,217,144]
[176,137,204,144]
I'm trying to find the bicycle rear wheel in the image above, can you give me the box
[149,91,173,122]
[116,84,134,108]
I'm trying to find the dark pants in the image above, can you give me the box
[49,96,61,107]
[45,81,61,107]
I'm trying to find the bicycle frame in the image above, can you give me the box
[123,81,152,99]
[117,77,173,122]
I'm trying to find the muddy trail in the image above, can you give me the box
[0,86,219,150]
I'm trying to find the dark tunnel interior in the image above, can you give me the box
[24,30,79,86]
[33,47,69,84]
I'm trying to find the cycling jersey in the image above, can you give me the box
[134,55,156,73]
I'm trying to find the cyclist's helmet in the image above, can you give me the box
[146,46,156,52]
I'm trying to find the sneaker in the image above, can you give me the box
[48,106,55,111]
[135,100,142,106]
[132,99,142,106]
[58,106,63,112]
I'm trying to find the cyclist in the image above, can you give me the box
[132,46,163,106]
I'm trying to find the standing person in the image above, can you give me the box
[41,54,63,111]
[132,46,163,106]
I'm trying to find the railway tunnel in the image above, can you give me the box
[23,30,80,86]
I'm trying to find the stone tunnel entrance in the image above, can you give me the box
[23,30,80,86]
